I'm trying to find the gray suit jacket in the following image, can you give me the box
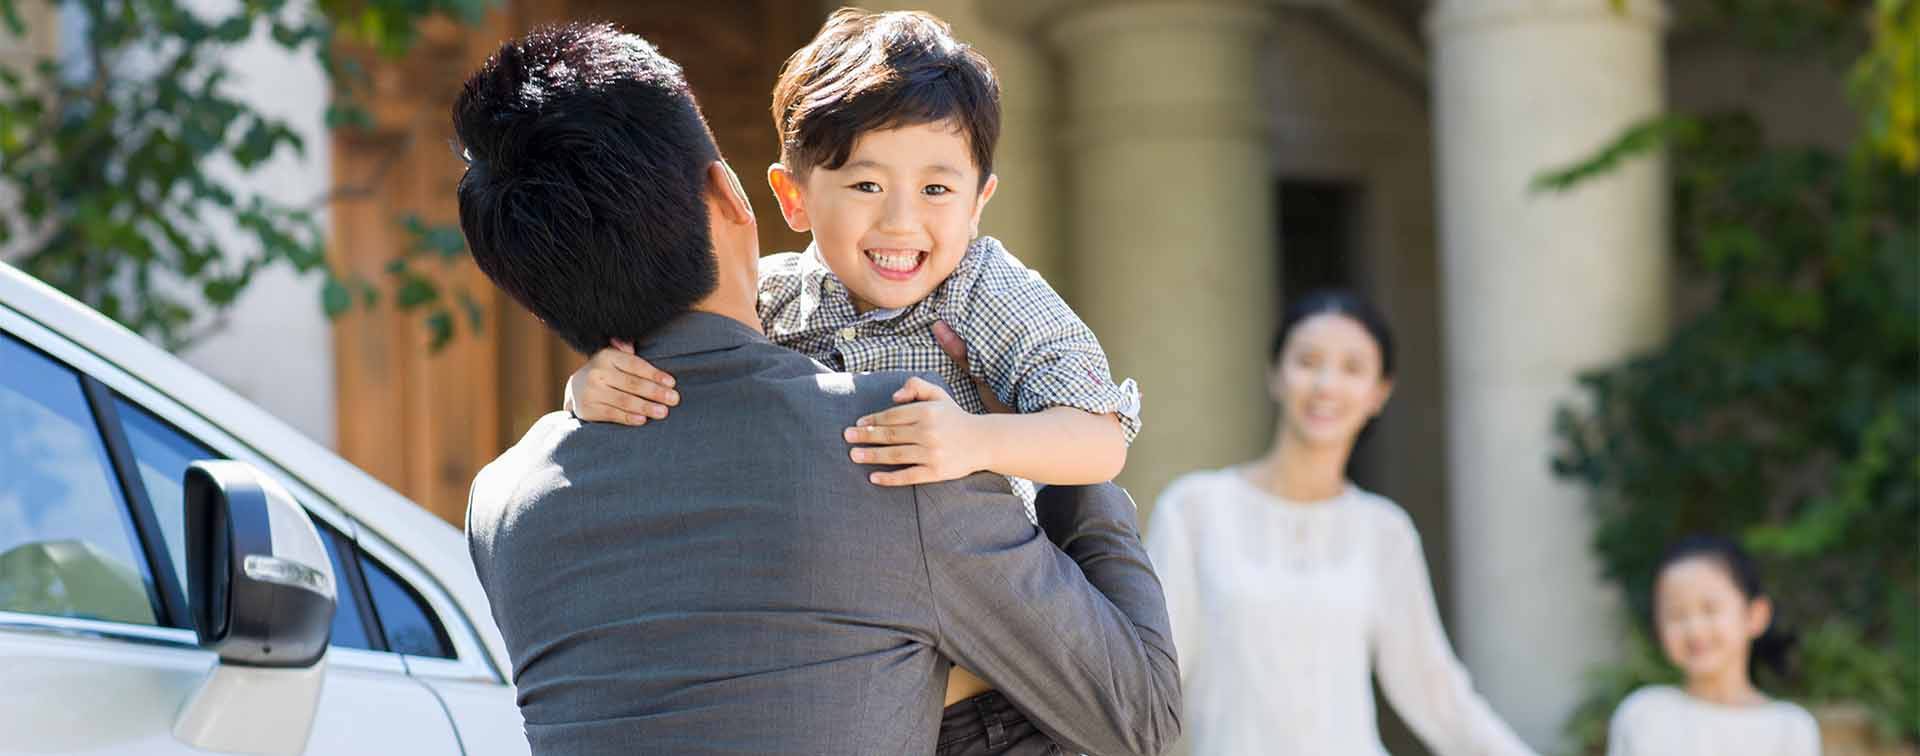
[468,312,1180,756]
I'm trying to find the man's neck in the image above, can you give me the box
[690,299,762,334]
[693,236,765,334]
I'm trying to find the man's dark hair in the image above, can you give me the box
[770,8,999,188]
[453,22,720,354]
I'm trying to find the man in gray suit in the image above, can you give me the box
[456,23,1179,756]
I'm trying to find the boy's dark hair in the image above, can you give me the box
[1656,534,1798,679]
[770,8,999,188]
[453,22,720,355]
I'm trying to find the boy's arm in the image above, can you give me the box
[944,239,1143,443]
[980,406,1127,484]
[849,379,1126,486]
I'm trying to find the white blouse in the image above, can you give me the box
[1145,468,1537,756]
[1607,686,1820,756]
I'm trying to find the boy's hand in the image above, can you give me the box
[846,377,995,486]
[563,339,680,426]
[932,320,1013,414]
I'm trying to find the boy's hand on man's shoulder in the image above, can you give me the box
[845,376,998,487]
[564,339,680,425]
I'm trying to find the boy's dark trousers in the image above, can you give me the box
[937,691,1063,756]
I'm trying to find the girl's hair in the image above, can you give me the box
[1655,534,1797,678]
[1269,289,1396,378]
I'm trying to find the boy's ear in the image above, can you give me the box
[969,173,998,238]
[767,164,811,233]
[707,161,754,226]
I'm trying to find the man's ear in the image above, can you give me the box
[969,173,998,238]
[707,161,754,226]
[767,163,811,233]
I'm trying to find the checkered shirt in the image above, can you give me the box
[757,237,1144,520]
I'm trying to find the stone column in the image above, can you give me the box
[854,0,1068,286]
[0,1,59,262]
[1039,0,1278,506]
[0,0,57,68]
[1427,0,1670,745]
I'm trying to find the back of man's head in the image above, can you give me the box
[453,22,720,354]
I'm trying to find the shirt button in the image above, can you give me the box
[838,327,857,341]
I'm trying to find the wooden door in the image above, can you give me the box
[330,1,820,524]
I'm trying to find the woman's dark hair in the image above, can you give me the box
[1269,289,1396,378]
[453,22,721,355]
[1656,534,1797,678]
[771,8,1000,189]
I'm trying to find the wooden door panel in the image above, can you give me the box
[330,1,821,524]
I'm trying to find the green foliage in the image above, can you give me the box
[1540,1,1920,751]
[0,0,483,350]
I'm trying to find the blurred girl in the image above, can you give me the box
[1607,535,1819,755]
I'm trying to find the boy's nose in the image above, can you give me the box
[878,194,916,232]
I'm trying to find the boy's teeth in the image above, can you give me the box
[866,250,921,272]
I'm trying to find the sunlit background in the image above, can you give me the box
[1,0,1912,753]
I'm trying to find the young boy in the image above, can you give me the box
[565,9,1141,755]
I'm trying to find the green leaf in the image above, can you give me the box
[203,277,242,306]
[212,16,252,43]
[0,0,22,37]
[395,275,438,309]
[425,310,453,351]
[456,289,484,332]
[322,276,351,318]
[1533,115,1704,193]
[324,104,373,130]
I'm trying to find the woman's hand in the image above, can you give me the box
[563,339,680,425]
[845,377,997,486]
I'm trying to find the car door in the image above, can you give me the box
[0,322,463,755]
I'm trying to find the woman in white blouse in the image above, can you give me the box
[1146,290,1537,756]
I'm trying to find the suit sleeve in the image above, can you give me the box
[914,478,1182,756]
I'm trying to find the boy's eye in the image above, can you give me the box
[850,181,882,193]
[922,184,952,196]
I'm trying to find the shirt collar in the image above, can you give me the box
[634,311,766,359]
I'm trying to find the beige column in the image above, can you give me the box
[1427,0,1670,746]
[1043,0,1277,505]
[853,0,1068,287]
[0,1,56,67]
[0,1,59,262]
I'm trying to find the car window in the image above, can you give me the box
[362,554,455,659]
[113,398,209,594]
[0,334,160,625]
[109,398,384,652]
[315,524,376,651]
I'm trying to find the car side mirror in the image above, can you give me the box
[172,460,335,756]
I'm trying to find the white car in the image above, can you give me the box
[0,261,527,756]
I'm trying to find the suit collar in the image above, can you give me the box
[635,311,766,359]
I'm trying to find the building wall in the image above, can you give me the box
[176,0,337,449]
[0,1,338,448]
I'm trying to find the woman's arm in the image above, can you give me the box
[1371,508,1539,756]
[1144,482,1203,686]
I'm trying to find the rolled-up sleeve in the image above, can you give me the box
[944,239,1144,443]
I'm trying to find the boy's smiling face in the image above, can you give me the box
[770,120,996,312]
